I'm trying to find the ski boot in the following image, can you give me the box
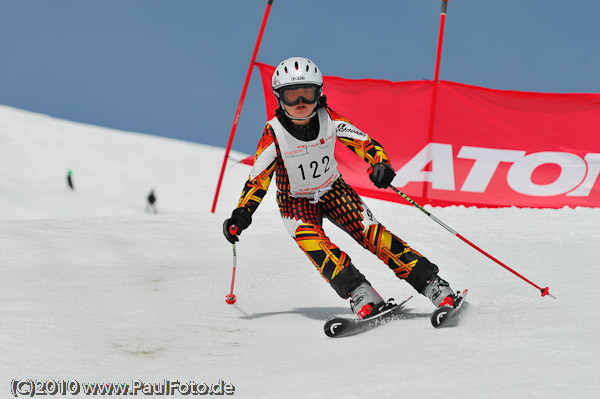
[423,274,458,308]
[349,281,385,319]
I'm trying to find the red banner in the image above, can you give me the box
[255,62,600,208]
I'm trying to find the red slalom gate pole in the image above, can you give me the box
[389,185,556,299]
[211,0,274,213]
[433,0,448,84]
[424,0,449,201]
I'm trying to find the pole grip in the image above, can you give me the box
[229,225,238,235]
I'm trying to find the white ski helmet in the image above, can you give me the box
[272,57,323,94]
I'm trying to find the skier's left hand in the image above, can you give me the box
[369,162,396,189]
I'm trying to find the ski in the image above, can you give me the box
[430,289,468,328]
[324,296,413,338]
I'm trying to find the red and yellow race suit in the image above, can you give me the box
[234,107,437,298]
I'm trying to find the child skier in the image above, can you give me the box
[223,57,459,319]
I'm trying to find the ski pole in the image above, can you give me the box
[225,226,239,304]
[388,184,556,299]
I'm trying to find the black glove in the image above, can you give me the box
[369,162,396,189]
[223,208,252,244]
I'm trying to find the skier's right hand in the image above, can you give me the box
[223,208,252,244]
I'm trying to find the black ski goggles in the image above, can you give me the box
[279,84,321,106]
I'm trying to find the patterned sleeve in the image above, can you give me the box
[327,107,392,167]
[236,124,278,215]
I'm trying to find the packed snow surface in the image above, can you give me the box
[1,105,598,398]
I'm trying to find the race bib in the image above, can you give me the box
[271,108,340,198]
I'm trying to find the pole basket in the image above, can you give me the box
[225,294,237,304]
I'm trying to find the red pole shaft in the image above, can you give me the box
[424,0,449,202]
[389,185,554,298]
[211,0,274,213]
[228,255,237,296]
[455,233,545,292]
[225,226,239,304]
[229,226,238,296]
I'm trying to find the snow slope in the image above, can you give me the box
[1,105,599,398]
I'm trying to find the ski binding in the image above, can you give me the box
[324,296,413,338]
[430,289,468,328]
